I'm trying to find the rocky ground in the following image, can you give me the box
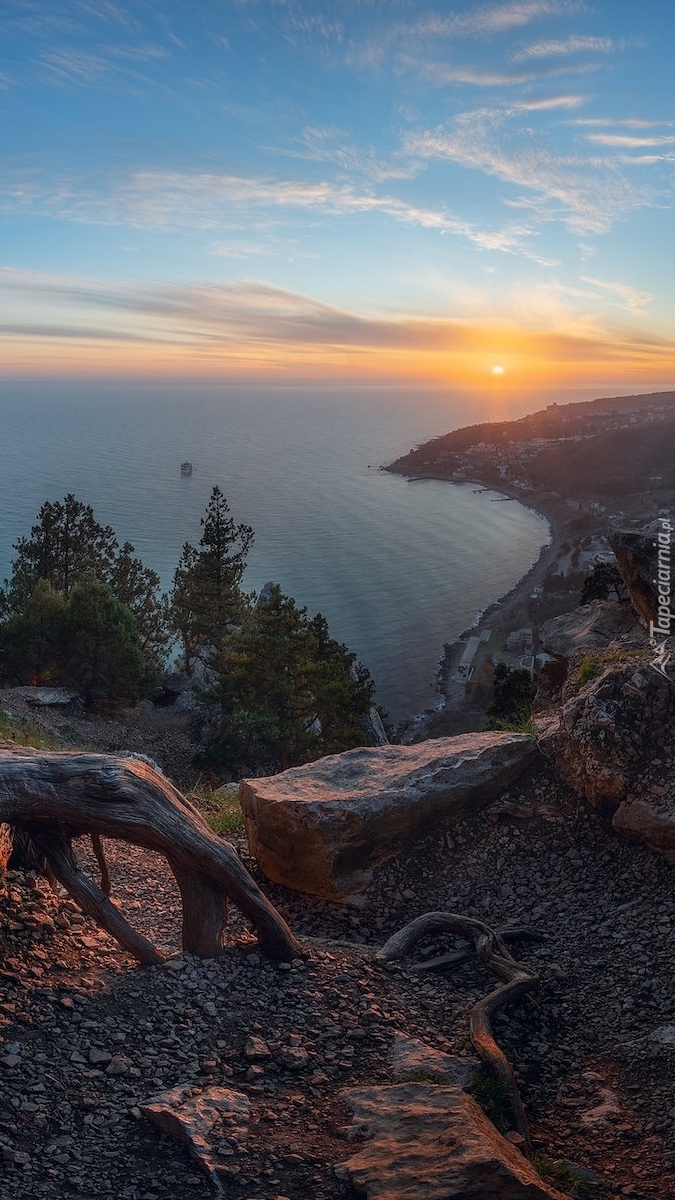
[0,689,200,789]
[2,735,675,1199]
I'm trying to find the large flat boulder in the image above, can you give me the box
[335,1084,569,1199]
[240,733,537,902]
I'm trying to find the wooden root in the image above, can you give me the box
[376,911,540,1146]
[0,746,301,964]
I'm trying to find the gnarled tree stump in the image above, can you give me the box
[0,746,301,964]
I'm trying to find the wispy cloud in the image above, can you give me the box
[514,35,621,60]
[584,133,675,148]
[0,166,535,256]
[514,93,585,109]
[346,0,584,71]
[580,275,653,314]
[397,2,585,43]
[405,106,657,234]
[277,126,419,183]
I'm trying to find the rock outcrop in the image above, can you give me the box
[540,601,640,662]
[390,1033,478,1088]
[554,660,675,810]
[335,1083,569,1199]
[609,521,670,629]
[240,733,538,902]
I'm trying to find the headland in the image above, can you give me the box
[386,389,675,738]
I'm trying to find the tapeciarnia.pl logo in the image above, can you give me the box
[649,516,674,681]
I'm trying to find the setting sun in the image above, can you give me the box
[491,365,505,376]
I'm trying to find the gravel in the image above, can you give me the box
[1,713,675,1197]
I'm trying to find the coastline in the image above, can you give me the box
[389,470,575,739]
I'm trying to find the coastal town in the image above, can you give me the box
[387,390,675,738]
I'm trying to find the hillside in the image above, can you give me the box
[2,649,675,1198]
[388,389,675,510]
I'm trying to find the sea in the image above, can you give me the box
[0,382,551,722]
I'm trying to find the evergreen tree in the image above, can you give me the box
[0,579,66,685]
[1,496,168,691]
[214,584,375,770]
[486,662,536,728]
[60,577,143,706]
[109,542,170,676]
[5,494,119,608]
[579,561,627,605]
[171,486,254,672]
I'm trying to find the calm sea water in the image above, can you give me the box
[0,382,549,720]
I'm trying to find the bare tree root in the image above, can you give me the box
[0,746,302,964]
[376,911,541,1146]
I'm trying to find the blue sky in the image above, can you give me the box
[1,0,674,389]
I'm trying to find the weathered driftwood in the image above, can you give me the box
[376,911,541,1145]
[0,746,301,964]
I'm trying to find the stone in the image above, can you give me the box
[240,733,538,901]
[335,1084,569,1199]
[244,1036,271,1061]
[609,522,671,630]
[17,687,79,707]
[390,1034,477,1088]
[612,799,675,864]
[141,1083,251,1187]
[579,1087,621,1128]
[553,659,675,811]
[277,1046,309,1071]
[0,823,12,877]
[540,601,639,661]
[89,1048,112,1065]
[648,1026,675,1047]
[106,1055,131,1076]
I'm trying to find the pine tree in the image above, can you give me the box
[1,496,168,691]
[171,486,254,672]
[60,577,144,706]
[5,494,119,607]
[214,584,375,770]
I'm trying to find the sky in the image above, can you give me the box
[1,0,674,394]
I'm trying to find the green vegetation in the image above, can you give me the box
[187,786,245,835]
[579,561,627,606]
[0,495,169,701]
[470,1069,510,1131]
[212,583,375,771]
[0,487,377,774]
[577,654,602,688]
[170,486,253,674]
[484,663,536,731]
[0,709,57,751]
[530,1154,592,1199]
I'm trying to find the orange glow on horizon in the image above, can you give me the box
[1,319,675,393]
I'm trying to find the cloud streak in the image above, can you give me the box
[514,35,621,59]
[405,107,657,234]
[1,268,673,386]
[0,166,535,256]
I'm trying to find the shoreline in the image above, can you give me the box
[389,470,575,738]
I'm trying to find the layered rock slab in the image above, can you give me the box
[335,1083,569,1199]
[141,1083,251,1189]
[240,733,537,902]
